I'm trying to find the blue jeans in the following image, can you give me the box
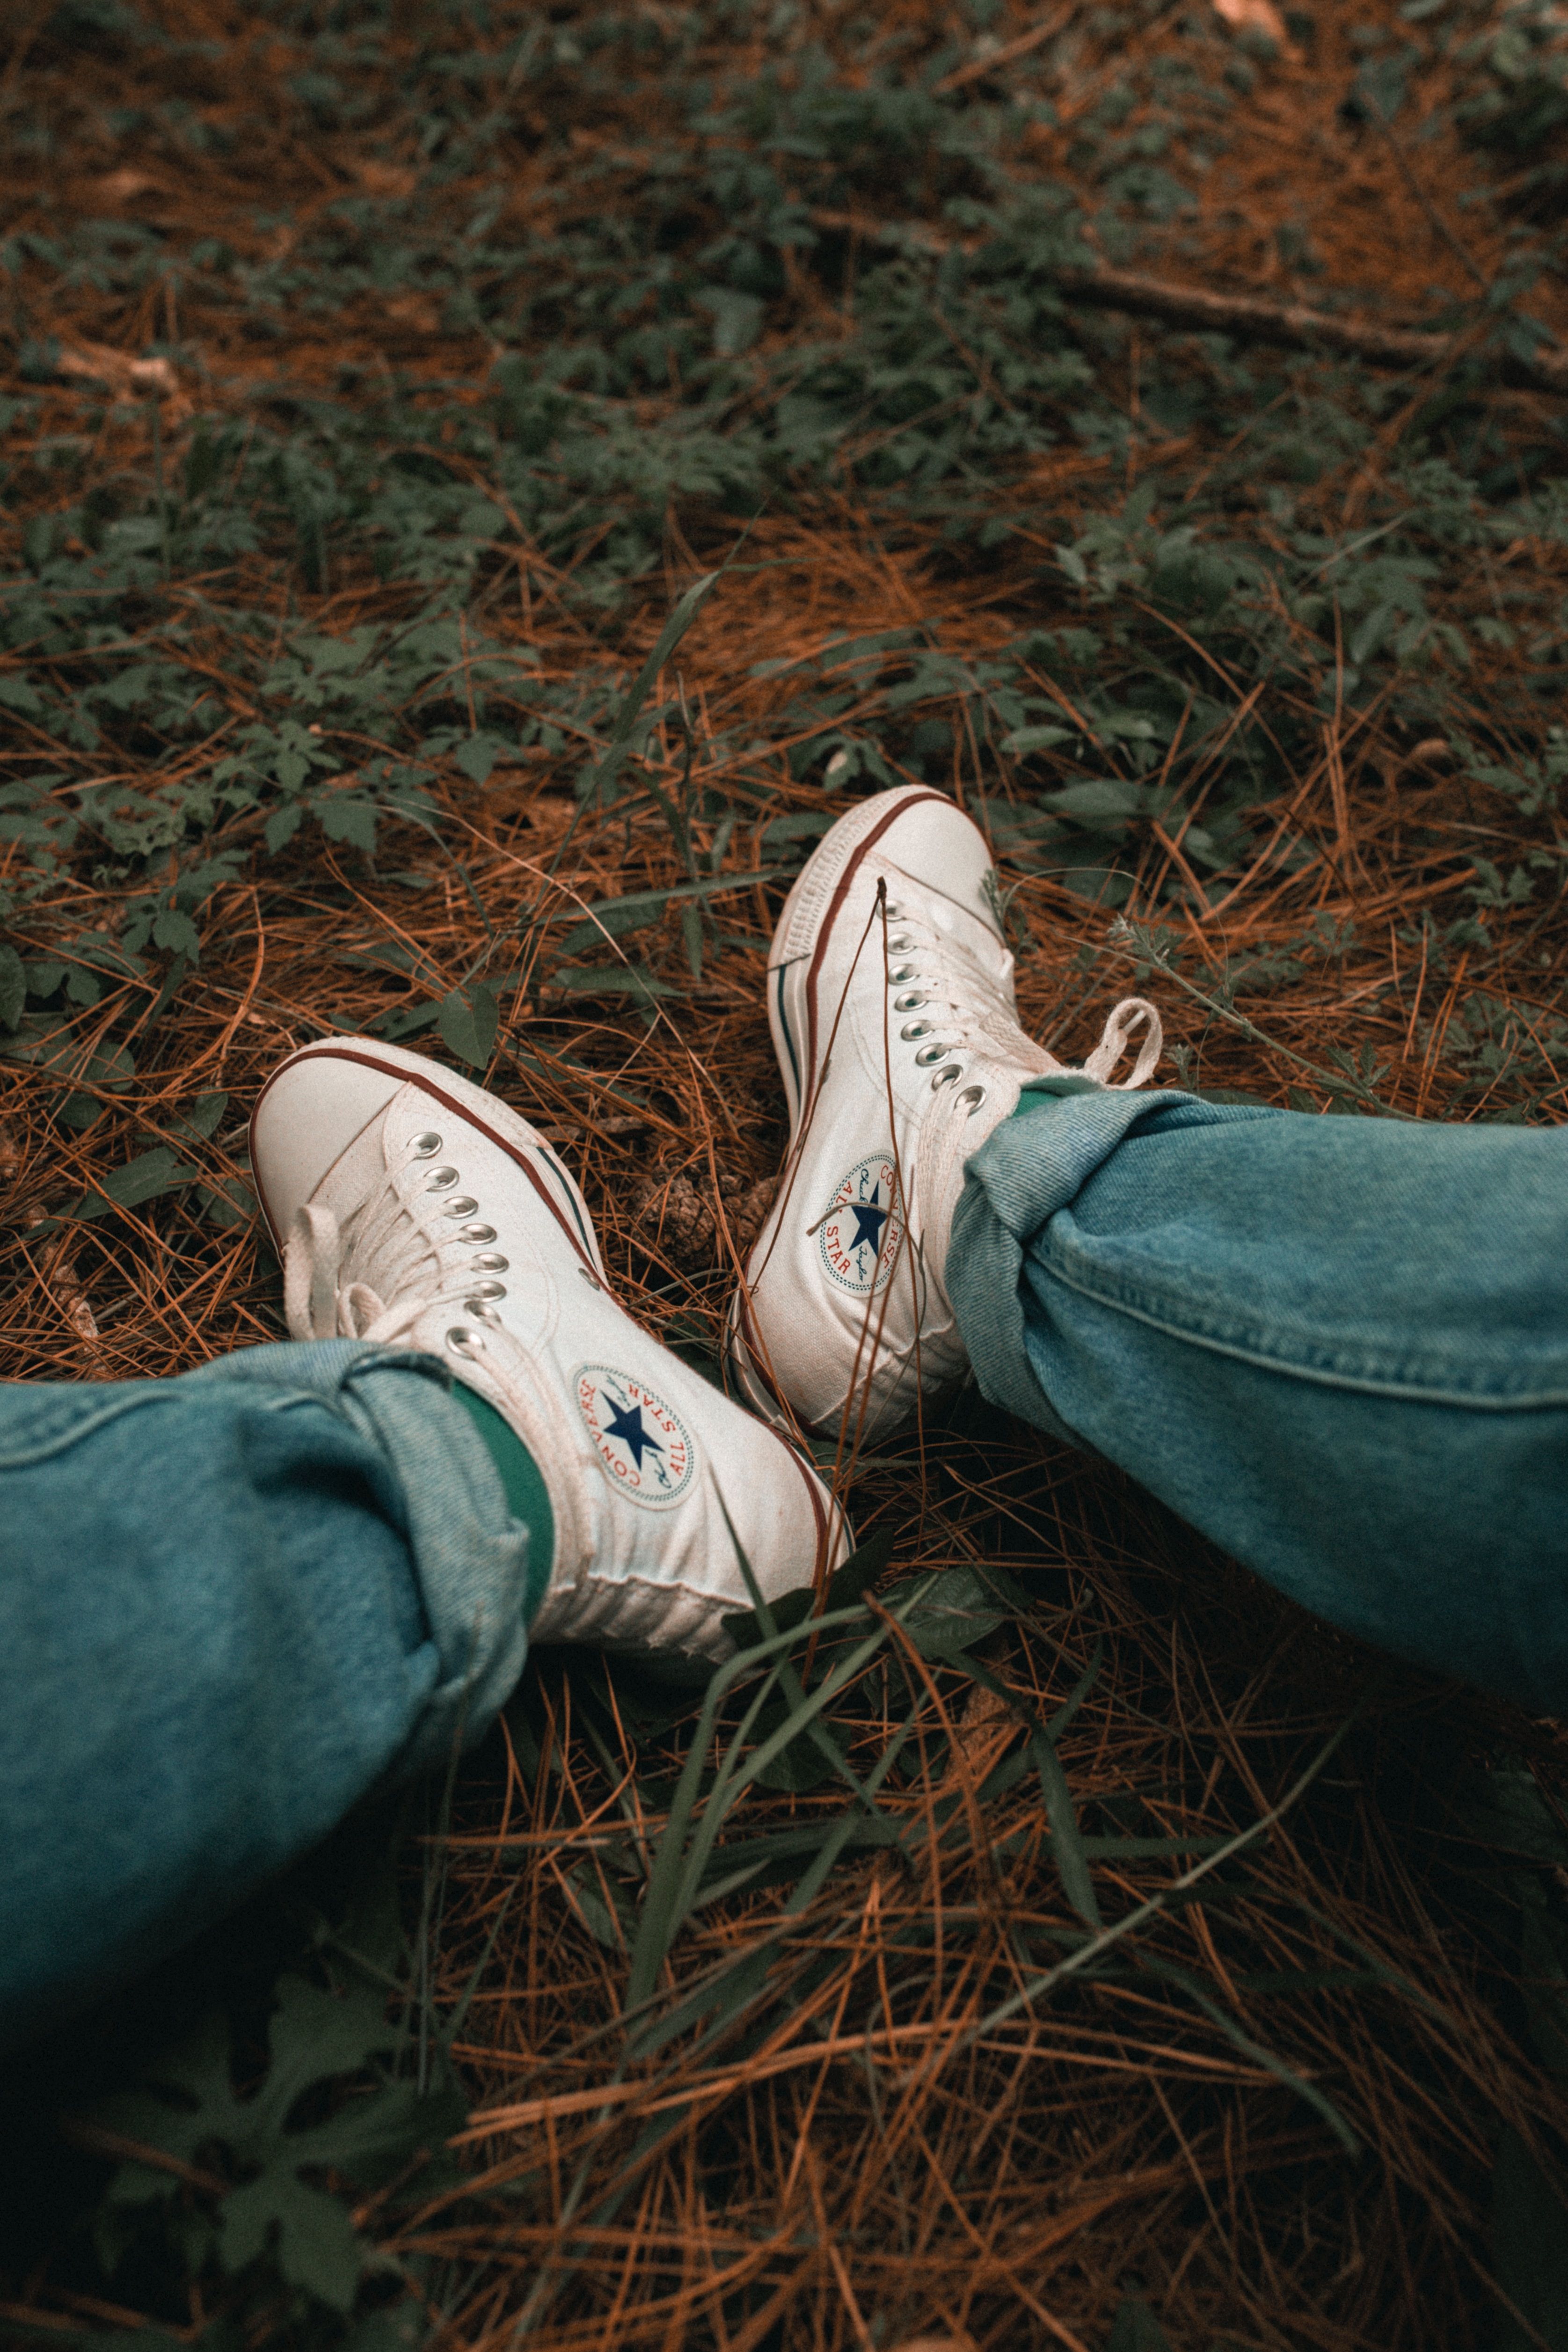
[948,1078,1568,1710]
[0,1339,529,2052]
[5,1090,1565,2045]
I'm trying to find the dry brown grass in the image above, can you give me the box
[5,1,1568,2347]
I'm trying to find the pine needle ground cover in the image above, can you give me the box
[6,0,1568,2345]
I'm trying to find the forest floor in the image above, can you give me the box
[4,1,1568,2348]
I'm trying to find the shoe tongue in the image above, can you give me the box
[307,1089,404,1216]
[882,863,1006,963]
[882,830,1002,943]
[308,1087,430,1223]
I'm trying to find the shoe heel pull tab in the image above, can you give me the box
[1082,997,1163,1089]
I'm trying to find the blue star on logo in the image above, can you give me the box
[846,1184,889,1255]
[603,1393,664,1472]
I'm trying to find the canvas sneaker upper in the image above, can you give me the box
[251,1038,849,1663]
[726,786,1161,1444]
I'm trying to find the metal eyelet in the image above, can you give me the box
[443,1197,480,1219]
[931,1063,963,1089]
[446,1325,483,1356]
[457,1223,496,1244]
[465,1299,503,1324]
[958,1084,987,1115]
[579,1264,604,1290]
[901,1020,933,1041]
[914,1041,950,1066]
[470,1251,508,1272]
[894,992,926,1012]
[411,1132,442,1158]
[425,1166,459,1190]
[888,964,917,985]
[887,935,913,953]
[884,902,903,920]
[466,1279,507,1301]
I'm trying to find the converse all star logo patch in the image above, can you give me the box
[817,1154,905,1297]
[574,1363,695,1508]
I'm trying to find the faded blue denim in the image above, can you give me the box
[0,1339,529,2052]
[8,1088,1566,2049]
[948,1077,1568,1711]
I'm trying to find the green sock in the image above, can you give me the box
[1010,1072,1105,1120]
[451,1384,555,1626]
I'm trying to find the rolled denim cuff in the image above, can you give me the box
[184,1338,531,1776]
[947,1076,1201,1438]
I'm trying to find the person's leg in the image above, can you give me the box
[729,782,1568,1710]
[0,1337,533,2052]
[4,1031,849,2050]
[948,1076,1568,1709]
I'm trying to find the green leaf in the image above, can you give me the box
[0,1012,74,1075]
[75,1144,198,1221]
[0,942,22,1031]
[1042,777,1147,829]
[901,1564,1012,1659]
[548,963,678,1006]
[373,998,445,1041]
[453,731,508,784]
[153,909,202,959]
[265,803,305,854]
[221,2174,362,2310]
[86,1038,136,1092]
[24,957,66,1000]
[437,979,499,1067]
[0,673,44,718]
[317,795,379,852]
[197,1176,258,1230]
[558,896,670,956]
[1002,723,1075,756]
[290,2071,468,2191]
[161,1090,228,1144]
[76,1970,457,2317]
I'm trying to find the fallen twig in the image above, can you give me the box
[811,210,1568,394]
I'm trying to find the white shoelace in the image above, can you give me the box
[282,1145,506,1347]
[881,905,1163,1096]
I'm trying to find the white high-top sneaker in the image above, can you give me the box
[726,786,1162,1443]
[250,1038,850,1663]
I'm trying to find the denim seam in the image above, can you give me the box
[0,1379,359,1468]
[1037,1241,1568,1408]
